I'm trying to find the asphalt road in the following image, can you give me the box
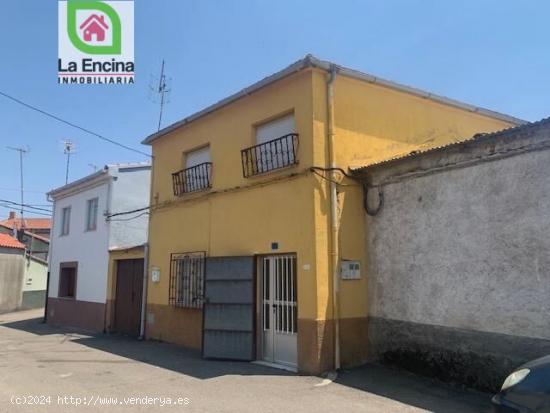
[0,309,492,413]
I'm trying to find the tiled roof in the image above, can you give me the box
[0,233,25,250]
[350,117,550,173]
[0,218,51,231]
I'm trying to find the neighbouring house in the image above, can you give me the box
[351,118,550,392]
[80,14,108,42]
[0,211,51,239]
[141,55,524,374]
[0,233,26,313]
[46,163,150,332]
[0,212,50,309]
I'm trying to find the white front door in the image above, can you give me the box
[261,255,297,368]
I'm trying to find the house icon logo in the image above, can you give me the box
[80,14,109,42]
[66,1,122,55]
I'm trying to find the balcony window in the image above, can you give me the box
[241,133,299,177]
[241,114,298,178]
[172,146,212,196]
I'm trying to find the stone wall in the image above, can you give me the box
[362,121,550,391]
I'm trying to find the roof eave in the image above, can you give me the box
[141,54,527,146]
[47,168,110,199]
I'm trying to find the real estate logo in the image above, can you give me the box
[58,1,134,85]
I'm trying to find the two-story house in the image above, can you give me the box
[141,55,523,374]
[46,163,150,332]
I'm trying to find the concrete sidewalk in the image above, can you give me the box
[0,309,492,412]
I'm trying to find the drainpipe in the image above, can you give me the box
[139,158,154,339]
[139,242,149,339]
[327,64,341,371]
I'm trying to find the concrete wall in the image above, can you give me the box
[21,256,47,309]
[108,165,150,249]
[363,122,550,391]
[0,248,25,313]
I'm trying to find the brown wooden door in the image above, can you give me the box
[114,259,144,337]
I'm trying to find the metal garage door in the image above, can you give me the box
[202,256,255,360]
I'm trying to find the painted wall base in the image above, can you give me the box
[47,298,105,332]
[368,316,550,392]
[21,290,46,310]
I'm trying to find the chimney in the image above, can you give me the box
[8,211,16,220]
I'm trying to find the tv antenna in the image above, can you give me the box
[149,60,171,131]
[6,146,29,229]
[62,140,76,184]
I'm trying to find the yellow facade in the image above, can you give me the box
[145,61,517,373]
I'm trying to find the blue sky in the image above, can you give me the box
[1,0,549,217]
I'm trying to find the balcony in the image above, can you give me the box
[241,133,299,178]
[172,162,212,196]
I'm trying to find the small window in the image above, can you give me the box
[169,252,205,308]
[58,262,77,298]
[86,198,99,231]
[60,207,71,236]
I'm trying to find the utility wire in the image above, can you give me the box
[0,199,52,213]
[0,90,152,158]
[106,205,150,218]
[0,204,51,217]
[108,211,149,222]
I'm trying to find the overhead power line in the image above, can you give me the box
[0,199,52,213]
[0,90,152,158]
[0,204,51,217]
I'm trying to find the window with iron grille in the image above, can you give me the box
[169,252,205,308]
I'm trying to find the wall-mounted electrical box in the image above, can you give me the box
[340,260,361,280]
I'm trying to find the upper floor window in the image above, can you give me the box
[172,146,212,196]
[86,198,99,231]
[241,114,298,177]
[60,206,71,236]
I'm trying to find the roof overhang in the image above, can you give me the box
[47,167,110,200]
[141,54,527,146]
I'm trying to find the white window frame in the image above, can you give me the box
[60,206,71,236]
[85,197,99,231]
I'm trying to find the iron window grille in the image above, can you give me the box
[169,252,206,309]
[241,133,299,178]
[172,162,212,196]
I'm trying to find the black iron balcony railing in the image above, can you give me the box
[172,162,212,196]
[241,133,299,178]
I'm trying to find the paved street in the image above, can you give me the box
[0,309,492,413]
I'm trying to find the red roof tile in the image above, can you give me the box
[0,218,51,231]
[0,233,25,250]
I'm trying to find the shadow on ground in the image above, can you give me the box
[336,363,493,413]
[2,316,493,412]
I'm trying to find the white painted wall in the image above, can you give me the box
[108,165,151,249]
[48,164,151,305]
[49,179,110,303]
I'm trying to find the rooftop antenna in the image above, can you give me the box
[88,163,98,172]
[6,146,29,232]
[62,140,75,184]
[149,60,171,131]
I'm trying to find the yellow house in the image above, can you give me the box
[142,55,523,374]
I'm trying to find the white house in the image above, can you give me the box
[46,163,150,332]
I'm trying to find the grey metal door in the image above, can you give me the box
[202,256,255,360]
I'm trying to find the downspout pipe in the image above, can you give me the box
[139,242,149,339]
[139,158,154,339]
[327,64,341,371]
